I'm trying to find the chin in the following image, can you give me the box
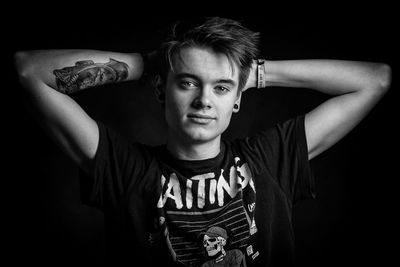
[183,128,220,144]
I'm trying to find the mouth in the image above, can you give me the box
[187,114,216,125]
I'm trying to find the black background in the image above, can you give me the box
[4,3,398,266]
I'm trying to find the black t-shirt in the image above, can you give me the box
[81,115,314,266]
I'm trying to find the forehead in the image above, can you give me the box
[170,46,239,82]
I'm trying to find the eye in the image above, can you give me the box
[215,85,230,94]
[180,80,197,88]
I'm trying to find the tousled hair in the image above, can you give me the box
[156,17,260,90]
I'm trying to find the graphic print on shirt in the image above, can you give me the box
[200,226,246,267]
[155,157,258,266]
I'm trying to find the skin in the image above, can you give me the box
[163,47,242,160]
[14,47,391,174]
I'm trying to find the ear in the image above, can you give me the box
[153,74,166,104]
[221,238,227,246]
[232,90,242,113]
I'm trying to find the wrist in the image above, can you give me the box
[140,51,161,88]
[257,59,267,88]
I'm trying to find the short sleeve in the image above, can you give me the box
[80,121,152,210]
[239,115,315,203]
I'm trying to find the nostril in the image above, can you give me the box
[192,98,205,109]
[192,97,211,109]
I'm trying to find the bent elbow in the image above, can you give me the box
[375,63,392,95]
[14,51,32,80]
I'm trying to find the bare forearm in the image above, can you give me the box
[15,49,144,94]
[255,59,392,159]
[263,59,391,95]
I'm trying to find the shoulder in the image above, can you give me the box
[227,115,304,151]
[96,120,160,166]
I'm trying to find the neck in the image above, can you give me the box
[166,135,221,161]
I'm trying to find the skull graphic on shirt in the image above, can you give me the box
[203,235,227,257]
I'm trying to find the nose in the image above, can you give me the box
[192,87,212,110]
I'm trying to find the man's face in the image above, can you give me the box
[164,46,241,144]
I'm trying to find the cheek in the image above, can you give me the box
[219,102,235,119]
[216,101,236,130]
[165,89,190,123]
[219,110,234,130]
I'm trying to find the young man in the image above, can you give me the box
[14,17,391,266]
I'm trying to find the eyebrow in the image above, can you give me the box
[174,72,237,86]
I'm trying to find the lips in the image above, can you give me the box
[187,113,216,124]
[187,114,215,119]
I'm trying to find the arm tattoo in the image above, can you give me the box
[53,58,129,94]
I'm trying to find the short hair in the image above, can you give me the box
[156,17,260,90]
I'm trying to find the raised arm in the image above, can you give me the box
[246,59,392,159]
[14,49,145,174]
